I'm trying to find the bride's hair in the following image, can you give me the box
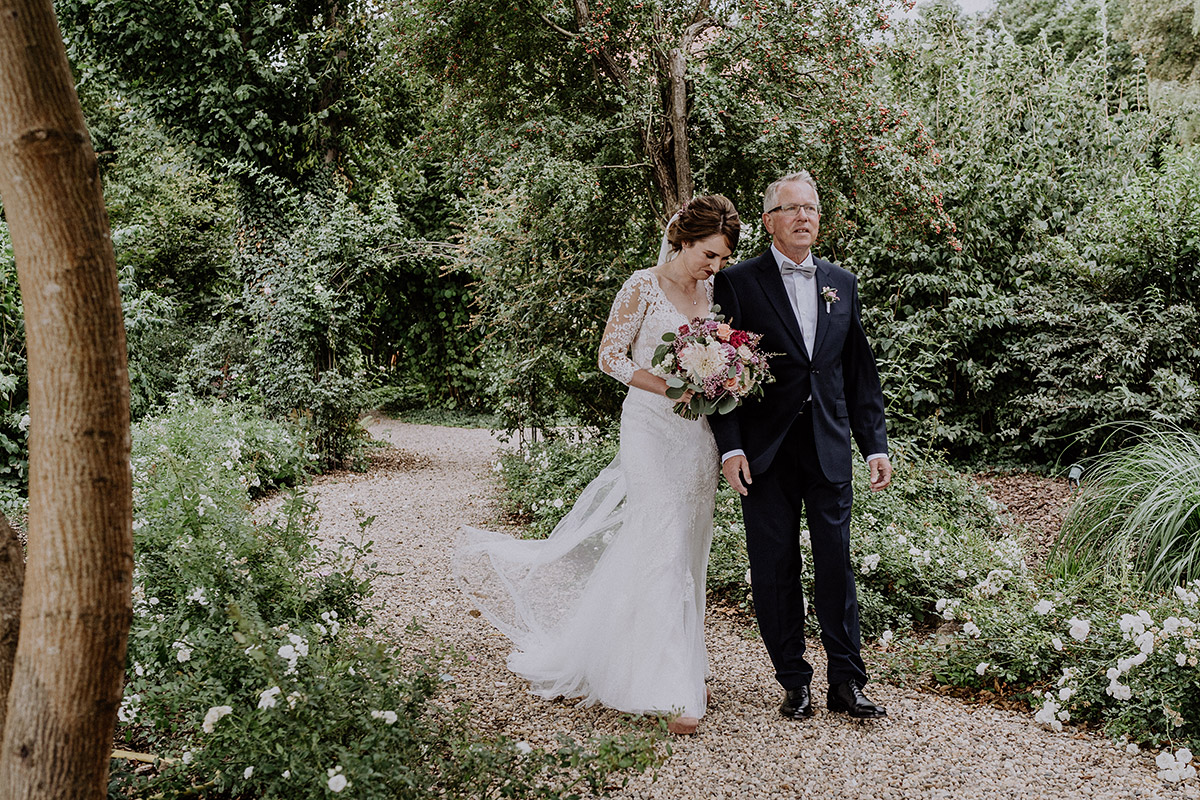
[666,194,741,254]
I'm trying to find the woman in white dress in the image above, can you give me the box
[454,196,742,735]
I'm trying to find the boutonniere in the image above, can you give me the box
[821,286,839,313]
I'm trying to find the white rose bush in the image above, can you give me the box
[502,430,1200,774]
[112,400,659,798]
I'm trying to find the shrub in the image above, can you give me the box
[116,400,657,798]
[912,571,1200,753]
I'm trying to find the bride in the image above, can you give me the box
[454,195,741,735]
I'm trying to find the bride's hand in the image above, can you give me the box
[679,389,695,404]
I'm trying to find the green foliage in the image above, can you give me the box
[60,0,390,182]
[177,182,390,467]
[911,570,1200,753]
[406,0,958,435]
[856,7,1198,463]
[0,228,27,502]
[496,429,620,537]
[118,400,659,798]
[1055,425,1200,591]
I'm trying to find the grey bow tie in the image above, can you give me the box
[780,259,816,279]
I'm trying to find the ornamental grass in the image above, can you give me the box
[1055,424,1200,592]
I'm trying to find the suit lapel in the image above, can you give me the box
[811,260,833,359]
[751,251,808,360]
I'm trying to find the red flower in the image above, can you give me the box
[729,330,751,348]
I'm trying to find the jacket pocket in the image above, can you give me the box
[835,399,848,418]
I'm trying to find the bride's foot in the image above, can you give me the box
[667,715,700,735]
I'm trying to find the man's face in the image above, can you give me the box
[762,181,821,260]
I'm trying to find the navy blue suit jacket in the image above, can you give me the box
[709,249,887,484]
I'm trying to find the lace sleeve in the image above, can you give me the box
[598,273,650,385]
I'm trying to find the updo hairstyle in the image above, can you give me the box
[666,194,741,254]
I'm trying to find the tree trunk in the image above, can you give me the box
[0,514,24,739]
[0,0,134,798]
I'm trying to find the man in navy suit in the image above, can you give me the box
[709,171,893,719]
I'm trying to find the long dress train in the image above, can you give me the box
[453,269,719,719]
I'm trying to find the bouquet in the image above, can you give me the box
[650,307,776,420]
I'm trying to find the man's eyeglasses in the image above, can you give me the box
[767,203,820,218]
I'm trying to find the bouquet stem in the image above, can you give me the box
[673,401,700,420]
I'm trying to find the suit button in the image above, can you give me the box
[813,369,820,375]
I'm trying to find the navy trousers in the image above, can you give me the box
[740,409,867,690]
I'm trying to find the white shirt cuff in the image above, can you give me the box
[866,453,888,463]
[721,449,745,464]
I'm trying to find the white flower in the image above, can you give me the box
[861,553,881,573]
[1051,637,1064,651]
[321,611,341,636]
[514,741,533,754]
[956,569,968,579]
[1178,653,1188,666]
[744,567,752,585]
[962,621,981,639]
[286,691,303,709]
[282,770,290,779]
[976,662,989,676]
[243,766,254,779]
[258,686,281,709]
[1156,748,1197,783]
[1034,694,1063,732]
[371,710,398,725]
[1163,616,1182,635]
[1058,687,1074,702]
[1174,585,1199,606]
[327,767,348,793]
[187,587,209,607]
[1134,630,1155,655]
[1067,617,1090,642]
[1033,599,1055,615]
[176,647,192,663]
[878,630,894,648]
[202,705,233,733]
[17,414,30,432]
[182,750,195,765]
[1106,681,1133,701]
[117,693,141,723]
[677,340,729,380]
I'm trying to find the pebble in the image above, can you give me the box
[299,419,1200,800]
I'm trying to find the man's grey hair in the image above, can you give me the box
[763,171,821,214]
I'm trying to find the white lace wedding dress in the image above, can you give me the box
[454,269,719,719]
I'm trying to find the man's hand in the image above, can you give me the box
[722,455,752,496]
[869,456,892,492]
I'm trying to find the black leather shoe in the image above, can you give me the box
[779,685,814,719]
[827,680,886,718]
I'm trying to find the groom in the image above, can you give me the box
[709,171,892,720]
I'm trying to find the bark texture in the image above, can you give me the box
[0,0,134,797]
[0,514,24,738]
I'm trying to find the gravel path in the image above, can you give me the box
[305,418,1199,800]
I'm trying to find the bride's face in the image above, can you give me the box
[677,233,733,280]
